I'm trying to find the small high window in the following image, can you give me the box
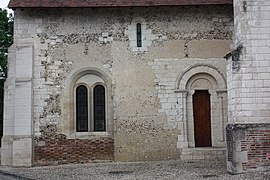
[136,23,142,47]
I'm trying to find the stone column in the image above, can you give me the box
[176,90,188,148]
[186,90,195,148]
[217,90,227,143]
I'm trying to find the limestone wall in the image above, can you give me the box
[2,5,233,165]
[225,0,270,174]
[227,0,270,124]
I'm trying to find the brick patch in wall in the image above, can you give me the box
[226,123,270,174]
[242,130,270,171]
[34,137,114,166]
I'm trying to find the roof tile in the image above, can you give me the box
[8,0,232,8]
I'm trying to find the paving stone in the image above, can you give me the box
[0,160,269,180]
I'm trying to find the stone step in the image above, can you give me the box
[180,147,226,161]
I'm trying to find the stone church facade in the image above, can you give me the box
[1,0,270,174]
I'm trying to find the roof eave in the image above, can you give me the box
[8,1,233,9]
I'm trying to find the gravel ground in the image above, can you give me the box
[0,160,269,180]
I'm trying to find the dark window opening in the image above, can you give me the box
[76,85,88,132]
[94,85,106,131]
[136,23,142,47]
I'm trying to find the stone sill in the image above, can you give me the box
[68,132,111,139]
[182,147,226,151]
[190,147,226,151]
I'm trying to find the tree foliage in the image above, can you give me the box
[0,8,13,141]
[0,9,13,78]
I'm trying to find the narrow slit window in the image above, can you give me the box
[136,23,142,47]
[93,85,106,131]
[76,85,88,132]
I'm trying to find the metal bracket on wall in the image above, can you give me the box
[232,45,243,70]
[224,44,243,71]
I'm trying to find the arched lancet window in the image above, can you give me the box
[76,85,88,132]
[64,68,114,138]
[136,23,142,47]
[94,85,106,131]
[74,74,108,133]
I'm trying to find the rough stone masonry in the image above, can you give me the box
[2,0,270,174]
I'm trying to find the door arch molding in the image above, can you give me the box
[175,64,227,149]
[175,63,226,90]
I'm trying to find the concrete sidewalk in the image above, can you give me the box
[0,160,269,180]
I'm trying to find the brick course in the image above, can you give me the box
[8,0,232,8]
[242,130,270,171]
[34,137,114,166]
[226,124,270,174]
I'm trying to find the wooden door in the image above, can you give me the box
[193,90,212,147]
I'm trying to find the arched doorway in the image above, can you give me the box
[187,73,217,148]
[175,64,227,150]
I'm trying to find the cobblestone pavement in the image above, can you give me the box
[0,160,269,180]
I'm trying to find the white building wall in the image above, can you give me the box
[1,10,37,166]
[228,0,270,124]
